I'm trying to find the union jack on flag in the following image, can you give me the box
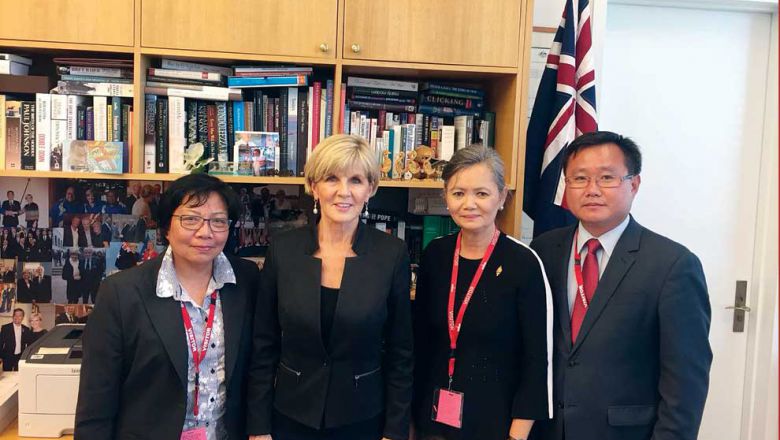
[523,0,598,237]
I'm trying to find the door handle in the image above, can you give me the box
[729,280,749,332]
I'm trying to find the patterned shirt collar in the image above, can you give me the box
[156,246,236,301]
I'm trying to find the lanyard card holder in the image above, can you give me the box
[432,387,464,428]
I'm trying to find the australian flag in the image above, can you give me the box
[523,0,598,237]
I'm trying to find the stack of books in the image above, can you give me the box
[53,58,134,98]
[0,53,32,75]
[145,59,239,102]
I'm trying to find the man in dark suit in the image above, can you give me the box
[529,131,712,440]
[63,215,88,248]
[80,248,104,304]
[1,191,21,228]
[55,304,79,325]
[0,308,31,371]
[31,265,52,303]
[61,252,86,304]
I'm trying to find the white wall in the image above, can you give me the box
[533,0,566,26]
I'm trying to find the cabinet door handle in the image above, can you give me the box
[319,43,329,53]
[351,43,361,53]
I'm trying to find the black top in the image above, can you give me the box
[25,329,47,345]
[413,233,549,440]
[320,286,339,351]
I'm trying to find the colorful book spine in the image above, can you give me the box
[226,102,234,162]
[233,101,245,132]
[286,87,298,174]
[35,93,51,171]
[216,101,228,162]
[112,97,122,142]
[421,82,485,99]
[144,95,158,173]
[56,81,134,98]
[76,106,86,140]
[155,97,169,173]
[50,94,68,171]
[311,82,321,148]
[122,104,131,144]
[278,88,289,174]
[4,100,21,170]
[106,103,114,143]
[0,95,5,169]
[226,75,308,88]
[338,84,346,135]
[186,100,198,147]
[20,101,36,170]
[297,88,308,176]
[206,105,217,162]
[148,68,223,83]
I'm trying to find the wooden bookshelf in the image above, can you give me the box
[0,0,534,236]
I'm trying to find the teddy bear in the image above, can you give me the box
[411,145,435,179]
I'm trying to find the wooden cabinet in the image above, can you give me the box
[343,0,522,67]
[141,0,338,59]
[0,0,134,47]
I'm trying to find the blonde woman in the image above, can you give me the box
[25,312,47,345]
[248,135,413,440]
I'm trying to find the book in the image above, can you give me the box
[4,100,21,170]
[168,96,186,173]
[35,93,51,171]
[207,105,218,162]
[0,95,4,168]
[0,54,33,65]
[297,88,308,176]
[51,94,68,171]
[20,101,36,170]
[417,104,481,117]
[112,96,122,142]
[0,60,30,75]
[233,131,280,176]
[144,95,157,173]
[63,140,124,173]
[155,98,169,173]
[144,86,241,101]
[147,68,223,83]
[57,65,131,78]
[227,75,308,88]
[186,100,198,147]
[61,74,133,84]
[233,66,312,75]
[286,87,298,174]
[311,82,321,148]
[439,125,455,160]
[349,100,416,113]
[86,106,94,140]
[161,58,233,77]
[216,102,229,162]
[420,82,485,99]
[55,80,134,98]
[66,95,87,141]
[93,96,107,141]
[419,93,483,109]
[347,77,418,92]
[106,100,113,142]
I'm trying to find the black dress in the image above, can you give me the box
[272,286,384,440]
[413,233,550,440]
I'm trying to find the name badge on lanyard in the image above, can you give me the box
[181,290,218,421]
[432,228,499,429]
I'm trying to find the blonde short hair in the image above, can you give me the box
[304,134,380,196]
[30,312,42,322]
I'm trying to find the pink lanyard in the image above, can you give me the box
[572,230,591,309]
[180,290,218,417]
[446,228,500,387]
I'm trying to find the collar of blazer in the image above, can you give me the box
[561,215,643,354]
[136,252,247,390]
[302,220,370,256]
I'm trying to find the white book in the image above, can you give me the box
[161,86,232,102]
[0,60,30,75]
[414,113,423,146]
[93,97,108,141]
[306,86,314,160]
[346,76,418,92]
[287,87,298,173]
[168,96,187,173]
[349,111,359,137]
[56,81,134,98]
[439,125,455,160]
[51,95,68,120]
[392,125,403,179]
[35,93,51,171]
[369,118,377,150]
[454,116,468,150]
[50,95,68,171]
[148,68,223,82]
[161,58,233,77]
[66,95,86,141]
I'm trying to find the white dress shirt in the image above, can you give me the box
[13,324,22,354]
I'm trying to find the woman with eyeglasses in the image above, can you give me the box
[75,173,260,440]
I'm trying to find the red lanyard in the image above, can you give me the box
[446,228,500,388]
[180,290,218,417]
[572,230,591,309]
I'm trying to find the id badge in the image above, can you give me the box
[180,427,208,440]
[431,387,464,428]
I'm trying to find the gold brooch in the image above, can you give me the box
[496,266,503,277]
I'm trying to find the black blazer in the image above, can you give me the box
[529,218,712,440]
[247,223,413,440]
[74,252,260,440]
[0,322,30,360]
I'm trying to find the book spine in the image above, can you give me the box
[5,112,21,170]
[112,97,122,142]
[244,101,253,131]
[93,97,108,141]
[148,68,223,82]
[227,74,308,88]
[186,100,198,147]
[155,98,169,173]
[144,95,158,173]
[226,102,234,163]
[66,95,86,141]
[319,91,326,145]
[233,101,245,132]
[21,101,36,170]
[311,82,321,148]
[338,84,346,134]
[306,87,314,160]
[61,66,130,78]
[106,102,114,142]
[197,101,208,154]
[56,81,134,98]
[253,91,263,132]
[35,93,51,171]
[86,107,94,140]
[324,80,334,137]
[415,113,423,146]
[420,93,482,109]
[168,96,186,173]
[346,76,419,92]
[127,110,133,172]
[391,125,402,179]
[206,105,217,162]
[350,93,417,105]
[343,104,350,134]
[273,98,280,133]
[161,58,233,77]
[50,94,68,171]
[297,88,308,176]
[0,96,5,170]
[61,74,133,84]
[287,87,298,174]
[348,100,416,113]
[122,104,131,144]
[278,88,289,174]
[216,101,228,162]
[422,83,484,99]
[349,86,418,98]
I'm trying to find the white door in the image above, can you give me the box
[599,3,772,439]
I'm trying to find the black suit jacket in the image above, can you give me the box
[529,218,711,440]
[64,226,88,248]
[75,252,260,440]
[16,279,35,303]
[0,322,31,362]
[247,223,413,440]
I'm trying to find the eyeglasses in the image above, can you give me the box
[565,174,635,189]
[172,215,232,232]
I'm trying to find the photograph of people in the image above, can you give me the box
[2,191,21,228]
[22,193,39,229]
[0,308,30,371]
[63,214,88,248]
[83,187,105,213]
[30,264,52,303]
[412,145,552,440]
[55,303,80,324]
[247,134,413,440]
[61,249,85,304]
[0,260,14,283]
[75,173,260,439]
[24,311,47,345]
[0,283,15,314]
[16,269,35,304]
[49,185,83,227]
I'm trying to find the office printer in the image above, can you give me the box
[18,324,84,438]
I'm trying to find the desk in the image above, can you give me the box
[0,420,73,439]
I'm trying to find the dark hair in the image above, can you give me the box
[562,131,642,175]
[12,308,24,317]
[442,144,506,192]
[157,174,240,236]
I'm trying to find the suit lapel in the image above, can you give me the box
[138,257,188,387]
[221,276,248,386]
[301,255,329,358]
[571,219,641,355]
[556,226,577,350]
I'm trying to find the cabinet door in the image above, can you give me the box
[343,0,522,67]
[0,0,134,46]
[142,0,338,59]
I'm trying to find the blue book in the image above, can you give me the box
[227,75,308,88]
[233,101,245,132]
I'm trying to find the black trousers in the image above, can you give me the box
[2,353,21,371]
[272,410,384,440]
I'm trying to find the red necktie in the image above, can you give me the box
[571,238,601,343]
